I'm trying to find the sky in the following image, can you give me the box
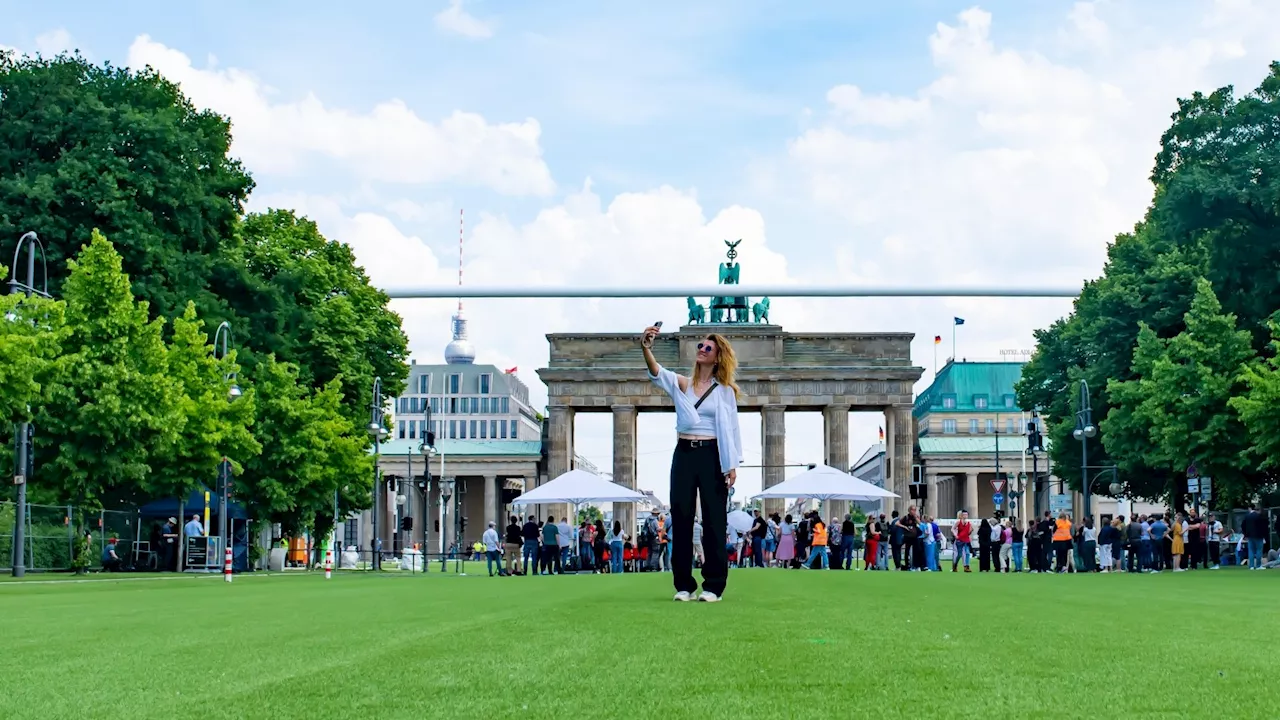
[4,0,1280,504]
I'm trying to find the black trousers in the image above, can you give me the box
[670,439,728,596]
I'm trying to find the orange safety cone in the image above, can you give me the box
[324,548,333,579]
[223,543,233,583]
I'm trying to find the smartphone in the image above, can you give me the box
[654,321,663,329]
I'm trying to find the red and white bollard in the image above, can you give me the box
[324,548,333,579]
[223,543,233,583]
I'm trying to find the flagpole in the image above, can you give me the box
[952,323,956,363]
[933,341,937,376]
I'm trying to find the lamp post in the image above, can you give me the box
[1072,379,1097,519]
[1027,413,1044,518]
[367,377,388,570]
[417,409,437,573]
[440,477,455,572]
[8,231,50,578]
[212,322,242,565]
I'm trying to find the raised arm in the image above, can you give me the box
[642,326,688,394]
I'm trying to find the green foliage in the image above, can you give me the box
[70,533,91,572]
[237,354,372,538]
[1102,281,1258,507]
[0,52,253,323]
[0,265,67,430]
[1231,324,1280,483]
[146,302,261,501]
[226,210,409,426]
[34,232,182,510]
[577,506,602,525]
[1019,64,1280,503]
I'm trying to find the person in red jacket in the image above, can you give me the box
[951,511,973,572]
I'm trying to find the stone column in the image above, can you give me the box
[547,405,575,523]
[925,472,939,519]
[762,405,786,517]
[483,474,498,531]
[965,472,979,516]
[884,406,914,515]
[822,404,851,521]
[612,405,638,538]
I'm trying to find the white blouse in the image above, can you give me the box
[647,365,743,475]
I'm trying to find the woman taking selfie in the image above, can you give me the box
[642,324,743,603]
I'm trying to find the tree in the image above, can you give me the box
[33,231,183,509]
[1230,325,1280,487]
[0,267,66,428]
[577,505,602,525]
[237,354,371,538]
[222,210,409,426]
[0,53,254,324]
[1019,63,1280,503]
[1102,280,1258,507]
[144,302,261,503]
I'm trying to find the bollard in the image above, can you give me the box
[223,543,233,583]
[324,548,333,580]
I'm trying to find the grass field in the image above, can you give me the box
[1,568,1275,719]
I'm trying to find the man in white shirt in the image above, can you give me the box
[1206,513,1223,570]
[556,517,572,570]
[481,522,505,577]
[183,514,204,538]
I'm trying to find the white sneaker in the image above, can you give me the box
[673,591,693,602]
[698,591,721,603]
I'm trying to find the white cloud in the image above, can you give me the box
[826,85,930,127]
[434,0,494,39]
[34,28,75,57]
[125,35,552,196]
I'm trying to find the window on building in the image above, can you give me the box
[974,395,988,409]
[986,419,995,433]
[408,421,416,439]
[1006,419,1016,435]
[480,373,491,394]
[449,374,460,394]
[510,420,517,439]
[479,421,487,439]
[491,420,498,438]
[418,374,430,394]
[942,395,956,409]
[430,397,439,414]
[470,420,477,438]
[449,420,457,439]
[398,420,406,439]
[970,419,979,434]
[343,518,359,548]
[480,397,489,414]
[471,397,479,414]
[502,397,510,413]
[1004,394,1015,408]
[449,398,458,414]
[943,419,957,434]
[500,421,508,439]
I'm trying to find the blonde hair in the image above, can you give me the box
[691,333,741,399]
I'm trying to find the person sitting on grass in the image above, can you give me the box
[102,537,122,572]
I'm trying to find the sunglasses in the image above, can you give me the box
[697,342,716,352]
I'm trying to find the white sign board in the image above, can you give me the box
[1050,493,1072,512]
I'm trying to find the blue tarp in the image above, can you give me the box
[138,487,248,520]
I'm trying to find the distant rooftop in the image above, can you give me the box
[915,360,1026,417]
[373,439,542,457]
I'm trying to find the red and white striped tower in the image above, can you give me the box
[223,542,233,583]
[324,547,333,579]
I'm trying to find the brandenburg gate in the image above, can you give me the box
[537,241,924,531]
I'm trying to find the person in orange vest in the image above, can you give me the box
[804,512,830,569]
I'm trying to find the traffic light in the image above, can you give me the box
[401,516,413,531]
[1026,419,1044,452]
[459,516,468,534]
[425,430,436,447]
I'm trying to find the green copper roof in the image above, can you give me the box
[914,361,1026,417]
[919,436,1051,454]
[372,439,542,457]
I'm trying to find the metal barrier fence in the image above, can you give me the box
[1,502,144,572]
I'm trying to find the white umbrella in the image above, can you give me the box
[511,469,648,506]
[752,464,898,502]
[727,510,754,535]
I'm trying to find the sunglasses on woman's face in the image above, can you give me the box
[697,342,716,352]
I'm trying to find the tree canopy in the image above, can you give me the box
[1017,63,1280,507]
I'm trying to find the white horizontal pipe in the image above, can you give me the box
[382,284,1080,299]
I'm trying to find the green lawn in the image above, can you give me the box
[0,568,1274,719]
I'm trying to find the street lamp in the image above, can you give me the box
[440,477,456,571]
[1026,413,1044,518]
[368,377,388,569]
[8,231,50,578]
[417,410,437,570]
[212,322,242,566]
[1072,379,1097,518]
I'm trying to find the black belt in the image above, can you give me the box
[678,438,717,449]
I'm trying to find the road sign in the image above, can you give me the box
[1201,476,1212,494]
[13,474,24,485]
[1187,477,1200,494]
[992,492,1004,506]
[1050,493,1071,512]
[991,479,1006,494]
